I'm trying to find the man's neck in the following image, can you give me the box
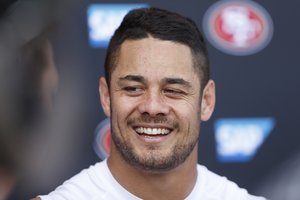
[107,148,198,200]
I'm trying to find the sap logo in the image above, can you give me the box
[87,4,148,48]
[214,118,275,162]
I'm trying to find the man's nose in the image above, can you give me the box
[137,90,170,116]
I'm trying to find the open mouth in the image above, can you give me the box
[135,127,171,136]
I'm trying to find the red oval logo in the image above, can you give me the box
[93,118,111,160]
[203,1,273,56]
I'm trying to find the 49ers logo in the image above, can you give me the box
[93,118,111,160]
[203,1,273,56]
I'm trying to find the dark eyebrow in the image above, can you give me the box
[162,77,192,88]
[118,76,191,88]
[118,75,146,84]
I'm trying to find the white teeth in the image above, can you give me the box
[135,127,170,135]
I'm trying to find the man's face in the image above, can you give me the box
[101,37,213,171]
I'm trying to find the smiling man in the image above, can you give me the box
[35,7,266,200]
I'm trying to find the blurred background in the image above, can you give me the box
[1,0,299,199]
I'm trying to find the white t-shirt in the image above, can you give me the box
[39,160,266,200]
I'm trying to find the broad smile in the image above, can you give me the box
[135,127,171,136]
[130,124,174,144]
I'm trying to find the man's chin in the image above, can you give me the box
[124,153,181,172]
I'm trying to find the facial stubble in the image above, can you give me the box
[110,111,201,172]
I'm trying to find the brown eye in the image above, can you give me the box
[163,88,185,97]
[123,86,144,96]
[164,89,177,94]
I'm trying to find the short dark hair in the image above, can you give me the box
[104,7,210,89]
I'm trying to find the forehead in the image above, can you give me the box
[112,37,199,84]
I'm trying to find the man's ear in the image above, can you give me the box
[99,77,111,117]
[200,80,216,121]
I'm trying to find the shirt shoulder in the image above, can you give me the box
[38,160,141,200]
[38,161,110,200]
[189,164,266,200]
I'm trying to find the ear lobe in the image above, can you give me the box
[99,77,111,117]
[201,80,216,121]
